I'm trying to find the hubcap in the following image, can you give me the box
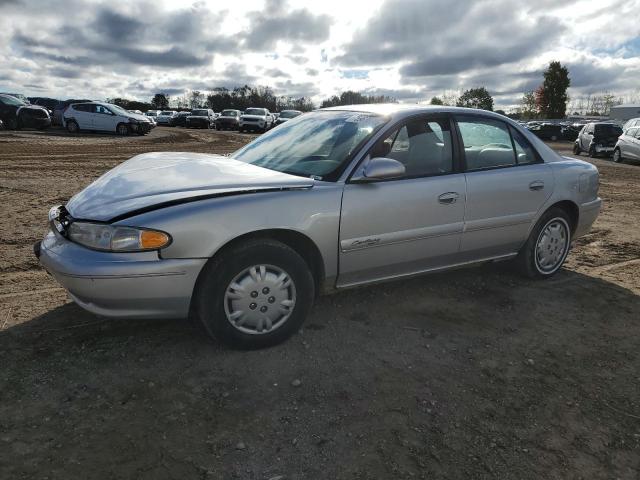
[535,218,569,274]
[224,264,296,335]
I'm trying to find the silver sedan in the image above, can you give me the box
[36,105,602,348]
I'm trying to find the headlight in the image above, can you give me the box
[67,222,171,252]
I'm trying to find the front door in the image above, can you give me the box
[455,115,554,259]
[338,115,466,287]
[92,104,117,131]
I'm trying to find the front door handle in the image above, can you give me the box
[438,192,460,204]
[529,181,545,191]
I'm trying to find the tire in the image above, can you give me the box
[66,120,79,134]
[588,145,596,158]
[193,239,315,349]
[514,207,572,279]
[116,123,130,136]
[6,117,19,130]
[613,149,623,163]
[572,143,581,155]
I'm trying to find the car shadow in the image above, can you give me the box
[1,265,639,478]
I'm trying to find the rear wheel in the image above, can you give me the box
[588,145,596,158]
[515,208,572,279]
[66,120,79,133]
[193,239,315,349]
[613,148,623,163]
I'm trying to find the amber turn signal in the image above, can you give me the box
[140,230,171,249]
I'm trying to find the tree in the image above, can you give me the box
[320,90,397,108]
[520,90,537,119]
[189,90,204,109]
[150,93,169,110]
[429,96,443,105]
[456,87,493,111]
[537,61,570,118]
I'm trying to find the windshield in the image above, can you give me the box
[0,95,25,106]
[594,124,623,136]
[280,110,301,118]
[232,111,387,180]
[245,108,266,115]
[160,111,174,115]
[191,109,208,116]
[146,111,157,116]
[221,110,237,116]
[108,104,131,116]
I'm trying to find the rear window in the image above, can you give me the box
[191,110,208,116]
[221,110,238,116]
[594,124,623,136]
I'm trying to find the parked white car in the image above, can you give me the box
[239,107,274,132]
[63,102,153,135]
[156,111,176,125]
[613,126,640,163]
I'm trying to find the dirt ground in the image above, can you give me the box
[0,127,638,479]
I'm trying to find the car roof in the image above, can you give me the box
[317,103,513,122]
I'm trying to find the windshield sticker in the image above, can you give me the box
[345,114,374,123]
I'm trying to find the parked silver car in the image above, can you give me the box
[613,126,640,163]
[36,105,601,348]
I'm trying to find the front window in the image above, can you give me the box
[191,109,208,116]
[245,108,266,116]
[221,110,237,117]
[233,111,388,180]
[371,117,453,177]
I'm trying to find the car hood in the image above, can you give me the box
[65,152,314,221]
[128,112,150,122]
[242,115,266,120]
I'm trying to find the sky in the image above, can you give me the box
[0,0,639,109]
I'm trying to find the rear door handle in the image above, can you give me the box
[529,181,545,191]
[438,192,460,204]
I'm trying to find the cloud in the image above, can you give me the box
[0,0,638,110]
[243,1,331,51]
[336,0,565,78]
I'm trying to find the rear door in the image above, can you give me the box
[338,114,466,287]
[71,104,94,129]
[455,115,554,259]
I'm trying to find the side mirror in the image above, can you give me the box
[352,157,406,183]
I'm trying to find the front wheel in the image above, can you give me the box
[588,146,596,158]
[613,149,623,163]
[193,239,315,349]
[116,123,130,136]
[514,208,572,279]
